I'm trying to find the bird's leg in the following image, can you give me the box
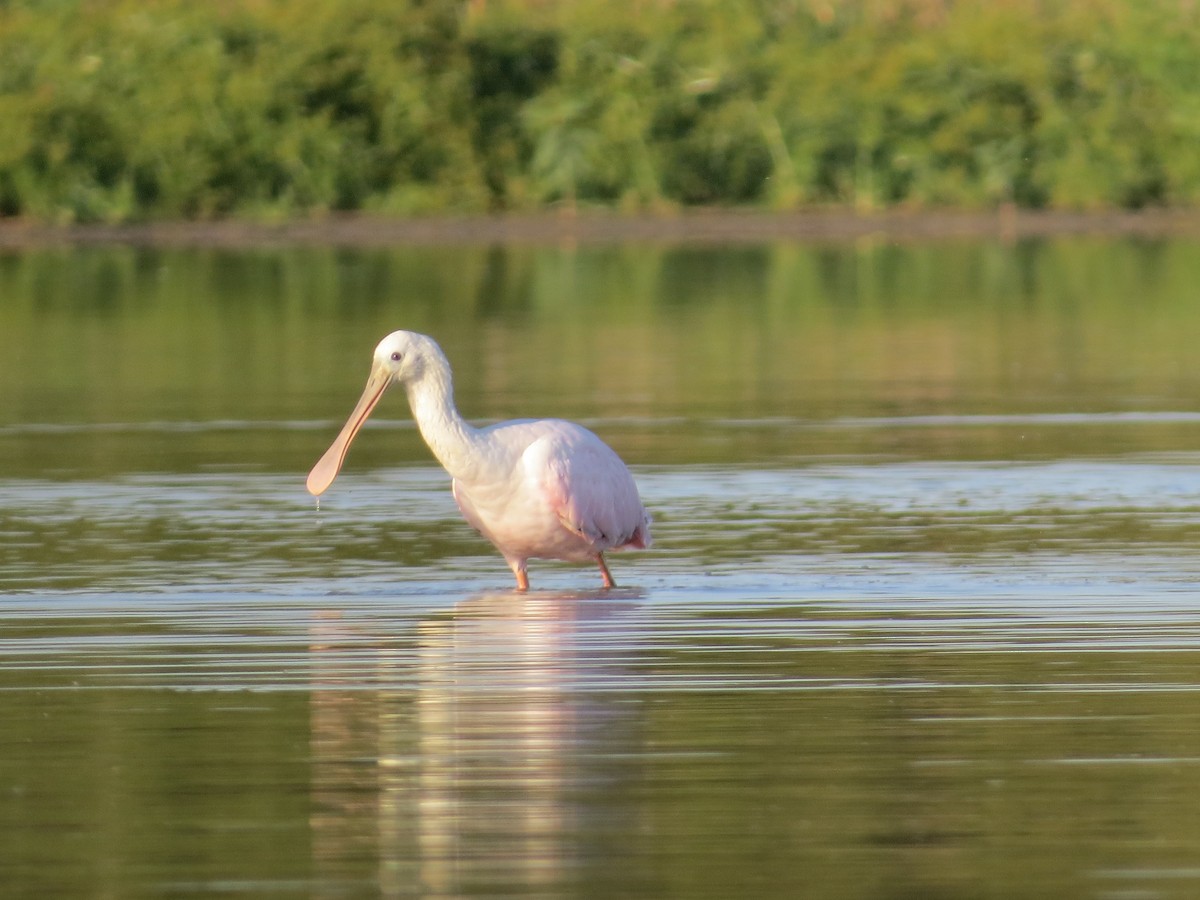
[510,561,530,592]
[596,554,616,589]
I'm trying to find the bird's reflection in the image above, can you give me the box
[309,590,642,898]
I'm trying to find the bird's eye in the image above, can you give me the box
[391,352,403,362]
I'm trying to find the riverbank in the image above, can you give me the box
[5,208,1200,250]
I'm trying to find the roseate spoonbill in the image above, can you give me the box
[307,331,651,590]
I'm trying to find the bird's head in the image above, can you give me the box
[306,330,446,497]
[371,329,436,385]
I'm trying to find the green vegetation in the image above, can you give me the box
[2,0,1200,222]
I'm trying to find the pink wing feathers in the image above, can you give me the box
[528,426,651,552]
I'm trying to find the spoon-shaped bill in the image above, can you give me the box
[306,368,390,496]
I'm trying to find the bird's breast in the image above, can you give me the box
[452,473,597,563]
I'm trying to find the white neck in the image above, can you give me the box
[404,358,484,482]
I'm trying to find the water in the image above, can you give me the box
[5,236,1200,898]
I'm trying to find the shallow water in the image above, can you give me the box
[5,238,1200,898]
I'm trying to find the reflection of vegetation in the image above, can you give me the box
[7,614,1200,898]
[2,1,1200,220]
[6,238,1200,439]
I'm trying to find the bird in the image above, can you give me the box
[307,330,651,591]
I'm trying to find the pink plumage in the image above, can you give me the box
[307,331,651,590]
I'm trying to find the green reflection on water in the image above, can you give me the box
[4,237,1200,451]
[5,235,1200,583]
[1,690,314,897]
[4,595,1200,899]
[5,236,1200,899]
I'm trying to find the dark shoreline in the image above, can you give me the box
[4,208,1200,249]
